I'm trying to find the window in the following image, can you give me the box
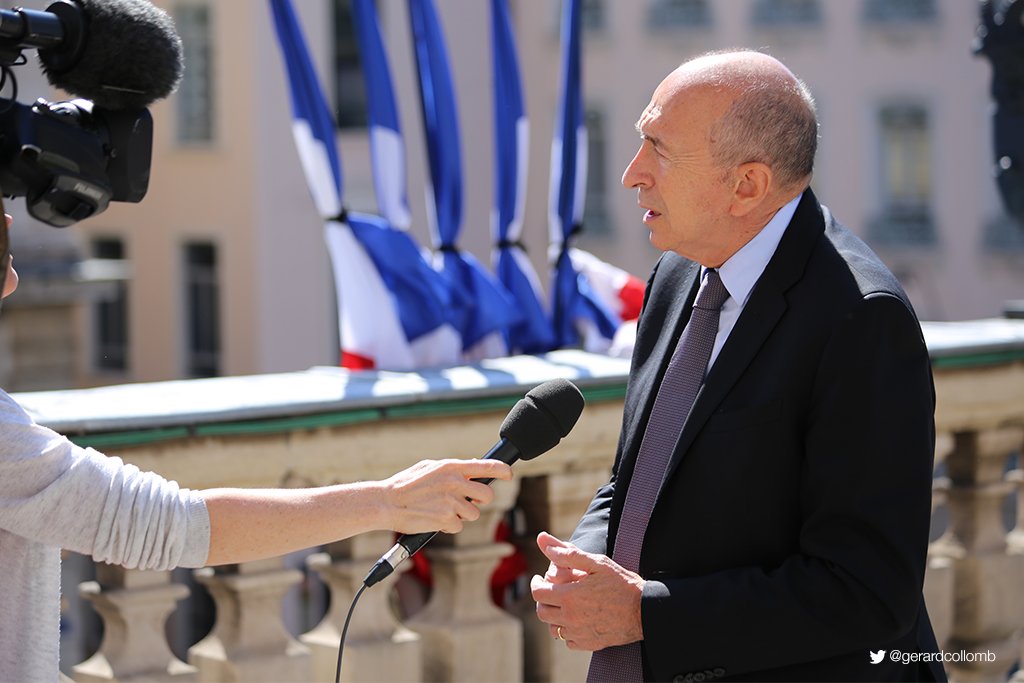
[863,0,936,24]
[583,108,611,236]
[581,0,605,31]
[333,0,369,128]
[752,0,821,27]
[184,243,220,377]
[983,214,1024,250]
[92,239,128,372]
[868,104,935,246]
[174,4,214,143]
[647,0,711,29]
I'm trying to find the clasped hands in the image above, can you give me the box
[530,531,645,651]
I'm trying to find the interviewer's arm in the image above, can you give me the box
[202,458,511,566]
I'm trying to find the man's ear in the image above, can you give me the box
[729,162,772,217]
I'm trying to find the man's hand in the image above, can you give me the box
[530,531,645,651]
[383,458,512,534]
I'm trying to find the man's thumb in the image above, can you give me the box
[538,536,597,571]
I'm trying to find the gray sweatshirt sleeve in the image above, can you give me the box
[0,390,211,569]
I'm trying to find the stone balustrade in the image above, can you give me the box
[10,321,1024,682]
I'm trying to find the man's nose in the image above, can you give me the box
[621,147,648,189]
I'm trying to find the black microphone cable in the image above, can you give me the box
[334,582,367,683]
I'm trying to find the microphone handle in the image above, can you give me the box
[397,531,437,556]
[362,438,522,587]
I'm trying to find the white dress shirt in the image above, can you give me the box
[702,192,803,369]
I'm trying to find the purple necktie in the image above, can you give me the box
[587,269,730,683]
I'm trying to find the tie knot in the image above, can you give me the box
[694,269,729,311]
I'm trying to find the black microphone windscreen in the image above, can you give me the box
[39,0,184,110]
[499,379,584,460]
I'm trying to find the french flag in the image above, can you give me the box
[352,0,411,232]
[350,0,462,367]
[568,249,645,324]
[269,0,449,370]
[407,0,522,361]
[548,0,622,352]
[490,0,555,355]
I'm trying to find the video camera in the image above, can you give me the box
[0,0,182,227]
[0,91,152,228]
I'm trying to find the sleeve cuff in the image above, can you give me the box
[179,491,211,568]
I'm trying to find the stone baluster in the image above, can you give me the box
[510,470,612,683]
[1004,439,1024,683]
[302,533,422,682]
[1005,454,1024,558]
[930,427,1024,682]
[73,564,196,682]
[406,478,522,682]
[187,558,312,682]
[926,432,954,651]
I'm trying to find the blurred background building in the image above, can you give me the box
[2,0,1021,391]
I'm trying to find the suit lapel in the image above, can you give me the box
[660,190,826,488]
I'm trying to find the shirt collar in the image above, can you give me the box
[704,192,803,307]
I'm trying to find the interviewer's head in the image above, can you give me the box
[622,49,818,267]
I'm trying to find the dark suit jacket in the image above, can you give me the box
[572,190,945,682]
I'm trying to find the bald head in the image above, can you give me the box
[665,50,818,192]
[671,50,801,90]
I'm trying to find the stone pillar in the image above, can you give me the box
[73,564,196,682]
[931,427,1024,682]
[1004,453,1024,683]
[926,433,955,651]
[301,533,421,682]
[511,470,611,683]
[406,478,522,682]
[926,475,955,651]
[187,559,312,682]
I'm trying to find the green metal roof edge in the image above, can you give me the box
[931,348,1024,369]
[70,427,192,450]
[67,382,629,450]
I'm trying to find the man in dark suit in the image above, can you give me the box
[530,50,944,682]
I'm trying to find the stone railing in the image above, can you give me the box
[924,318,1024,682]
[11,320,1024,682]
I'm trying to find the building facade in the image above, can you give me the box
[5,0,1021,388]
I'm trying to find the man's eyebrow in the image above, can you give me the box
[635,122,660,147]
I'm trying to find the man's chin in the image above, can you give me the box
[648,232,669,253]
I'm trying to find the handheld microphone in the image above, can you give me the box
[2,0,186,110]
[362,378,585,587]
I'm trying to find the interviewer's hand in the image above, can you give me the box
[383,458,512,534]
[531,531,645,651]
[201,458,512,566]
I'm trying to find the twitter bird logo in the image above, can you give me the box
[869,650,886,665]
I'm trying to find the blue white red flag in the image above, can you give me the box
[351,0,410,230]
[490,0,554,354]
[548,0,621,350]
[349,0,460,365]
[269,0,449,370]
[408,0,521,360]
